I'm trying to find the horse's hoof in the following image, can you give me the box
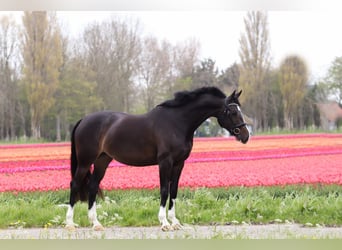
[172,223,183,230]
[161,224,172,231]
[93,224,105,231]
[65,224,76,231]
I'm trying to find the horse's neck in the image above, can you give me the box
[176,99,224,136]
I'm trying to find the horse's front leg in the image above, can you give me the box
[88,201,103,231]
[168,162,184,230]
[158,157,173,231]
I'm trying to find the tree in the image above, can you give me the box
[55,57,102,141]
[82,17,141,113]
[239,11,272,131]
[324,56,342,105]
[267,69,284,128]
[279,55,308,129]
[21,11,63,138]
[53,37,102,141]
[164,38,200,98]
[218,63,240,92]
[173,38,201,79]
[192,58,219,88]
[138,37,172,111]
[0,15,21,140]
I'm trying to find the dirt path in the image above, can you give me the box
[1,224,342,239]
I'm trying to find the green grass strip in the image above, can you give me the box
[0,185,342,229]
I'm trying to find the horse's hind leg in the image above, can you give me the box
[88,153,112,231]
[66,166,90,230]
[168,162,184,230]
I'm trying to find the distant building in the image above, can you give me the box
[317,101,342,130]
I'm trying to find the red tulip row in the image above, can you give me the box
[0,134,341,192]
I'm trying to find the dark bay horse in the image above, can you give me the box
[65,87,250,231]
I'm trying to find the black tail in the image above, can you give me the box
[70,119,81,179]
[70,119,90,202]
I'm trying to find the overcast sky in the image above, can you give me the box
[55,11,342,81]
[3,10,342,82]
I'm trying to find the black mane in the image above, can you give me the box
[158,87,226,108]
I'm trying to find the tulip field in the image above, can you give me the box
[0,133,342,193]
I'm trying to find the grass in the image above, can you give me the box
[0,136,49,144]
[0,185,342,229]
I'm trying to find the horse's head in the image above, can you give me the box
[217,90,250,144]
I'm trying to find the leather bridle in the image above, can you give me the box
[223,103,247,135]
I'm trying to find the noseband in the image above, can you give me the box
[223,103,246,135]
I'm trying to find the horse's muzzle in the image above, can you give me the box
[235,126,249,144]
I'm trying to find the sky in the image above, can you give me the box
[55,11,342,82]
[3,10,342,82]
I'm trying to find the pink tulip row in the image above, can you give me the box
[1,145,341,174]
[0,153,341,192]
[0,134,341,192]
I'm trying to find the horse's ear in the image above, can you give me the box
[226,90,242,105]
[226,90,235,105]
[228,90,236,99]
[235,90,242,99]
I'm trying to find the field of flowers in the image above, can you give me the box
[0,134,341,192]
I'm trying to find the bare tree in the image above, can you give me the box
[0,15,21,140]
[83,17,141,112]
[137,37,200,111]
[192,58,219,88]
[218,63,240,92]
[173,38,201,78]
[166,38,201,96]
[239,11,272,131]
[138,37,172,111]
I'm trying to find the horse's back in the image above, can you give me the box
[75,111,124,139]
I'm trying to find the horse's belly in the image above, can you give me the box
[106,145,158,167]
[112,155,158,166]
